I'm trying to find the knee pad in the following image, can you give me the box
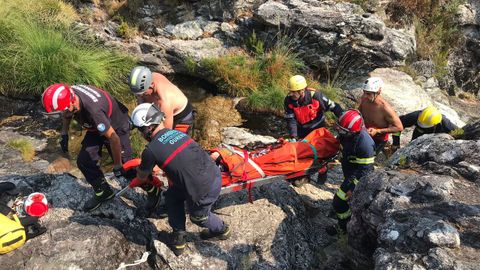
[190,215,208,227]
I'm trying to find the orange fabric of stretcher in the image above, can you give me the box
[214,128,339,186]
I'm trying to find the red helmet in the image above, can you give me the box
[24,192,49,217]
[41,84,73,114]
[337,109,364,134]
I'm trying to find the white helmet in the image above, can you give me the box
[131,103,165,128]
[363,77,384,93]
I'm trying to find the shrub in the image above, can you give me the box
[450,128,464,138]
[0,0,137,102]
[117,19,137,39]
[201,33,305,112]
[387,0,462,62]
[8,138,35,162]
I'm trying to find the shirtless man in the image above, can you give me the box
[128,66,194,134]
[358,77,403,152]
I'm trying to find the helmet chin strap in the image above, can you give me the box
[142,125,158,142]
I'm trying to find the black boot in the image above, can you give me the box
[84,180,114,212]
[170,230,186,256]
[145,186,162,213]
[200,224,231,241]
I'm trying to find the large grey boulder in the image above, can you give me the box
[348,127,480,269]
[444,0,480,94]
[253,0,415,72]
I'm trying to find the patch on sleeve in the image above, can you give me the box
[97,123,106,133]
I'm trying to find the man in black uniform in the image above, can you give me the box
[42,84,139,211]
[131,103,230,256]
[392,106,458,149]
[284,75,343,140]
[331,109,375,234]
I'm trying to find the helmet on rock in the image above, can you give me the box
[131,103,165,128]
[24,192,48,217]
[288,75,308,91]
[336,109,364,135]
[363,77,383,93]
[41,84,74,115]
[129,66,153,95]
[417,106,442,128]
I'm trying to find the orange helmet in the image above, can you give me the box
[41,84,74,115]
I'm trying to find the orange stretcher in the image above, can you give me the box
[212,128,339,195]
[120,128,339,199]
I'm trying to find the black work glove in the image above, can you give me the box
[113,165,126,178]
[60,134,69,153]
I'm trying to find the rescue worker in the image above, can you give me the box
[128,66,194,135]
[131,103,230,256]
[331,109,375,233]
[41,84,142,212]
[358,77,403,152]
[284,75,343,140]
[392,106,458,148]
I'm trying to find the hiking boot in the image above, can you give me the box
[145,186,162,213]
[325,224,346,237]
[293,177,309,187]
[200,224,231,241]
[83,185,114,212]
[170,230,186,256]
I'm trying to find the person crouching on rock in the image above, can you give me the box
[331,109,375,234]
[130,103,230,256]
[41,84,133,212]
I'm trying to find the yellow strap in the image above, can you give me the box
[337,209,352,220]
[353,178,359,185]
[349,156,375,164]
[95,191,104,196]
[12,214,21,224]
[336,189,348,201]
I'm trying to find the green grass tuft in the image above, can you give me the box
[201,33,307,112]
[0,0,137,102]
[8,138,35,162]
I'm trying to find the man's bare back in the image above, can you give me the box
[139,73,188,129]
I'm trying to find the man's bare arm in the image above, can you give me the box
[378,104,404,134]
[103,127,122,167]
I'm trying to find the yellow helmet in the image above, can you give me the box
[288,75,307,91]
[417,106,442,128]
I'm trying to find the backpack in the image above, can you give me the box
[0,213,26,254]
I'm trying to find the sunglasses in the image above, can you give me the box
[41,108,69,119]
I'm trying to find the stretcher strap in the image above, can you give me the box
[232,149,266,178]
[302,140,318,164]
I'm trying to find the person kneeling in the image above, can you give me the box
[131,103,230,256]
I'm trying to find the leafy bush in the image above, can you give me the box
[0,0,136,101]
[200,33,305,112]
[387,0,462,63]
[117,20,137,39]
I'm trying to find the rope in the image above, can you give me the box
[116,251,151,270]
